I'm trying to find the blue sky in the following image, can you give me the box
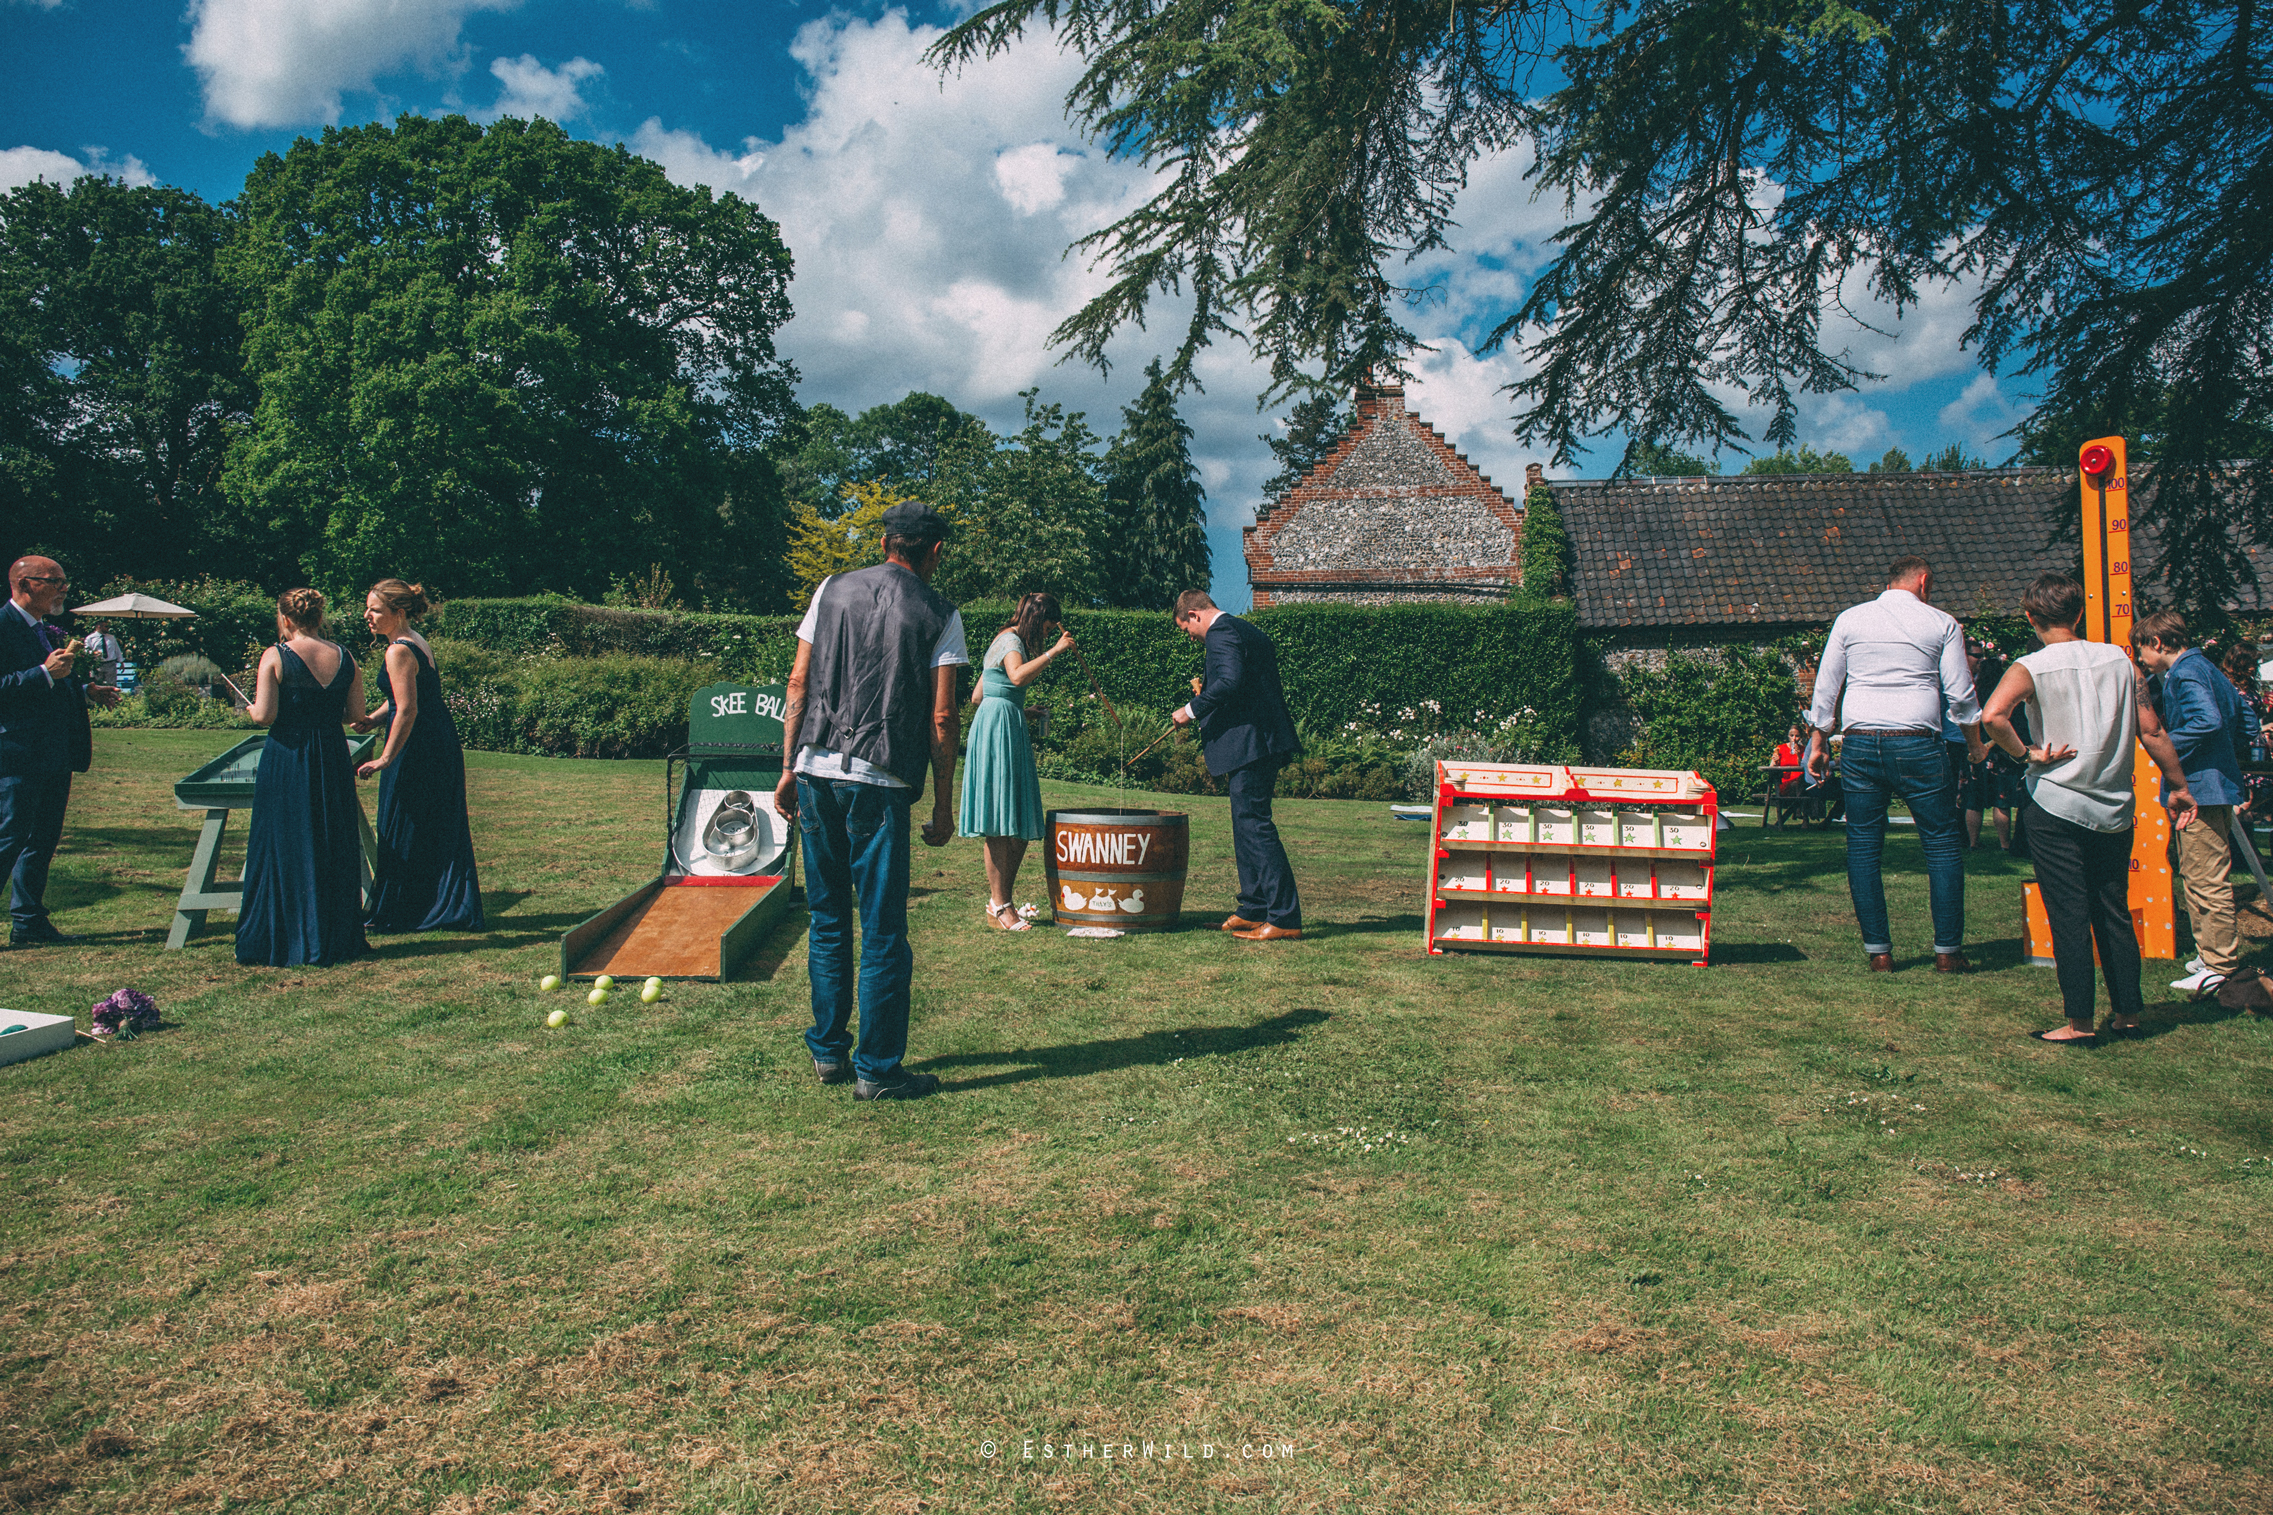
[4,0,2035,611]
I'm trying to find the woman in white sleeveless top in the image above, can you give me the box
[1980,574,2196,1045]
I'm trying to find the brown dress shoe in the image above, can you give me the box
[1231,923,1302,941]
[1221,914,1263,933]
[1934,952,1972,974]
[1868,953,1894,973]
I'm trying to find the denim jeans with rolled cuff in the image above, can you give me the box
[1837,730,1967,956]
[797,776,915,1083]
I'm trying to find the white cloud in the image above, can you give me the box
[992,143,1079,216]
[0,145,157,192]
[1798,393,1896,458]
[488,54,603,122]
[184,0,519,130]
[1937,373,2028,455]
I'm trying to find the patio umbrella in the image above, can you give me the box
[70,592,195,619]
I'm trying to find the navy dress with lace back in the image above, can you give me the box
[236,642,368,967]
[365,637,484,932]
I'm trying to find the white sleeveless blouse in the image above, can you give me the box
[2020,640,2139,832]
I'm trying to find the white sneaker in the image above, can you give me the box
[2184,956,2204,974]
[2171,969,2227,998]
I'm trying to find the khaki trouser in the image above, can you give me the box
[2174,804,2241,975]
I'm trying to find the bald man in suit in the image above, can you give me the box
[1,556,120,945]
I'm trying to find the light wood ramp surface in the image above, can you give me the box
[573,884,771,979]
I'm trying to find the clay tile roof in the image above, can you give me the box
[1553,469,2076,629]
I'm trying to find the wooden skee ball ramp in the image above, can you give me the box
[559,680,802,982]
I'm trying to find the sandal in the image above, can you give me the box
[988,901,1032,932]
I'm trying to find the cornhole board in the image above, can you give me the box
[0,1011,77,1068]
[560,682,800,982]
[167,731,381,949]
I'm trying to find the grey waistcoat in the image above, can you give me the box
[801,562,953,790]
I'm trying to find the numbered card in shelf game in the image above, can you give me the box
[1437,851,1490,893]
[1489,919,1527,944]
[1527,857,1572,895]
[1657,861,1710,900]
[1617,864,1658,899]
[1432,904,1487,942]
[1533,807,1577,845]
[1658,811,1713,851]
[1616,809,1660,848]
[1491,857,1534,893]
[1439,803,1493,841]
[1575,857,1616,898]
[1570,907,1613,947]
[1526,908,1570,945]
[1655,916,1706,953]
[1577,808,1618,847]
[1614,912,1658,950]
[1494,805,1535,843]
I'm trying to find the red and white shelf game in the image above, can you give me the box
[1426,762,1717,963]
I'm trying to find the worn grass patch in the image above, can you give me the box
[0,731,2268,1511]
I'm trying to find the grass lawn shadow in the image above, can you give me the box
[922,1006,1329,1090]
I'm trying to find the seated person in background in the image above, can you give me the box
[1773,725,1805,793]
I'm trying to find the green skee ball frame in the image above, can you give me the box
[166,731,382,950]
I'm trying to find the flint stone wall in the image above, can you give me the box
[1269,498,1516,571]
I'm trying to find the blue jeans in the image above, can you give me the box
[1838,731,1966,955]
[0,771,71,928]
[797,776,914,1082]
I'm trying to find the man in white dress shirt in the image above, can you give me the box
[1805,557,1986,973]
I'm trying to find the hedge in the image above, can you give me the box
[430,595,1591,752]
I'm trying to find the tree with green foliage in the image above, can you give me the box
[1868,447,1912,473]
[931,0,2273,615]
[1919,443,1987,472]
[0,176,250,585]
[225,114,800,606]
[1623,439,1713,477]
[778,391,992,519]
[1101,358,1210,607]
[1743,446,1853,476]
[1518,483,1570,599]
[1257,392,1351,517]
[931,390,1110,604]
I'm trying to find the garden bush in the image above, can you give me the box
[1616,644,1803,800]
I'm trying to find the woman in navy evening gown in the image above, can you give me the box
[236,589,369,967]
[354,578,484,932]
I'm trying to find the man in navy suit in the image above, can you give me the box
[1,556,120,945]
[1170,590,1304,940]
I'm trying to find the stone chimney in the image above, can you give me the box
[1354,370,1406,419]
[1524,463,1544,491]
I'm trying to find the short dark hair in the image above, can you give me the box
[2130,609,2189,651]
[1887,556,1932,586]
[2020,573,2086,629]
[1173,589,1217,621]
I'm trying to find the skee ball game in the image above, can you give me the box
[560,682,801,981]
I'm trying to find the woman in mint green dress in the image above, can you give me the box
[962,592,1075,930]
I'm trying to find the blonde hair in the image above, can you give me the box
[368,578,434,620]
[276,588,327,633]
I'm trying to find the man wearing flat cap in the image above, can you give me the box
[773,503,967,1100]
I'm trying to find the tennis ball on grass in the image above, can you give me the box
[641,983,662,1004]
[594,974,615,991]
[546,1009,568,1029]
[587,987,609,1006]
[539,974,561,992]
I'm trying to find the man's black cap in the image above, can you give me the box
[880,502,952,546]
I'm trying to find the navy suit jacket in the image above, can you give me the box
[1188,614,1301,777]
[0,606,91,777]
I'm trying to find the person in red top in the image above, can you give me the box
[1773,725,1805,795]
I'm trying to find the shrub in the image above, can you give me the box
[89,672,254,731]
[1616,645,1801,799]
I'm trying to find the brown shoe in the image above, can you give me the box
[1868,953,1893,973]
[1934,952,1973,974]
[1231,924,1302,941]
[1221,914,1263,933]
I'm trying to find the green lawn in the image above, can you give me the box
[2,730,2269,1513]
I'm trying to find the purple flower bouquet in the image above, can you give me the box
[89,988,160,1040]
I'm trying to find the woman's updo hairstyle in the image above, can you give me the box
[276,588,327,633]
[368,578,434,620]
[1004,591,1062,651]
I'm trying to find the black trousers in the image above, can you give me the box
[0,771,71,928]
[1226,759,1301,927]
[2025,796,2143,1024]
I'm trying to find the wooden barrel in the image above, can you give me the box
[1044,809,1187,931]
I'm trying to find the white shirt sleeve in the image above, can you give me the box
[1940,621,1982,726]
[932,611,969,667]
[795,580,827,643]
[1807,618,1849,732]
